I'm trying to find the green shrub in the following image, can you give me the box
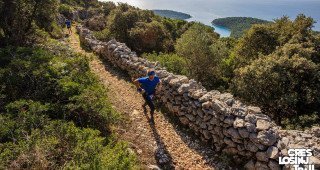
[232,24,278,68]
[282,112,319,130]
[144,52,187,75]
[66,84,120,135]
[175,23,228,89]
[232,54,320,126]
[50,22,65,39]
[0,42,137,169]
[60,0,100,8]
[94,28,112,42]
[0,100,51,151]
[129,21,172,53]
[59,4,74,19]
[0,0,58,46]
[229,15,320,129]
[0,120,137,169]
[59,4,73,14]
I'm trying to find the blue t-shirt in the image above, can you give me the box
[138,76,160,95]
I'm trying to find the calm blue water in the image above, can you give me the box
[101,0,320,37]
[212,25,230,37]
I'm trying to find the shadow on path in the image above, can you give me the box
[92,55,222,169]
[71,30,227,168]
[142,106,175,170]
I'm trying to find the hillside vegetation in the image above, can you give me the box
[212,17,271,38]
[0,3,319,169]
[0,0,137,169]
[88,3,320,129]
[152,10,192,20]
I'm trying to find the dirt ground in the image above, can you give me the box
[68,26,231,170]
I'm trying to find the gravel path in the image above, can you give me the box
[68,26,223,170]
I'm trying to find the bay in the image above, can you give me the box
[101,0,320,36]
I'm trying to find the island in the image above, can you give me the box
[152,10,192,20]
[212,17,271,38]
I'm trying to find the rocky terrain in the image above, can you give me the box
[76,25,320,169]
[68,27,225,169]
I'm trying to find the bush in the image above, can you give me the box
[232,25,278,68]
[144,53,187,75]
[66,84,120,135]
[94,28,112,42]
[0,100,50,143]
[50,22,65,39]
[59,4,74,19]
[229,15,320,129]
[0,0,58,46]
[61,0,100,8]
[0,42,137,168]
[0,120,137,169]
[129,21,172,53]
[232,54,320,126]
[85,15,107,31]
[175,23,228,89]
[231,14,317,69]
[282,112,319,130]
[2,45,121,131]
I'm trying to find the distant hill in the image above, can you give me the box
[152,10,192,20]
[212,17,271,38]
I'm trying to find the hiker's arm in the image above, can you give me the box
[133,79,141,89]
[134,79,145,93]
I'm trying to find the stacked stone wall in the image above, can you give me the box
[76,25,320,169]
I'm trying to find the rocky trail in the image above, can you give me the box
[67,26,228,170]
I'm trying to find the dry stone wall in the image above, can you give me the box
[76,25,320,169]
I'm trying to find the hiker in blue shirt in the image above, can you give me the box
[65,19,72,35]
[134,69,161,123]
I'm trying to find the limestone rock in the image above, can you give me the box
[310,156,320,168]
[202,130,211,139]
[245,122,256,133]
[225,98,235,106]
[212,100,226,113]
[227,127,241,139]
[267,146,279,159]
[233,117,245,128]
[245,114,257,124]
[244,160,255,170]
[257,130,278,146]
[223,147,238,154]
[224,116,235,125]
[177,83,191,94]
[268,160,281,170]
[202,101,212,109]
[256,151,269,162]
[245,141,259,152]
[186,114,196,122]
[247,106,262,114]
[224,137,236,147]
[256,119,271,131]
[199,93,212,102]
[238,128,250,138]
[179,117,189,125]
[189,89,206,99]
[255,161,269,170]
[276,137,289,149]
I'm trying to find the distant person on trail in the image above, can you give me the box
[134,70,161,123]
[65,19,72,34]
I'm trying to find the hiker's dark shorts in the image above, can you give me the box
[142,93,155,113]
[67,25,71,29]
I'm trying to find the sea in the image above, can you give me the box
[100,0,320,37]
